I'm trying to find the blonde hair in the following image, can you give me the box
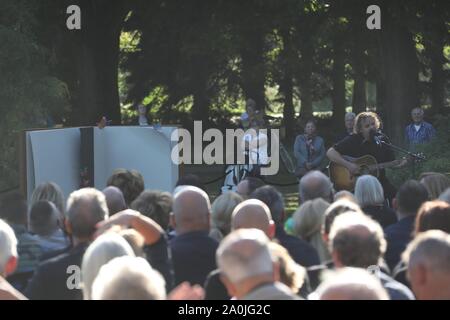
[292,198,331,262]
[210,192,243,240]
[269,242,306,292]
[353,112,381,134]
[355,175,385,207]
[420,173,450,200]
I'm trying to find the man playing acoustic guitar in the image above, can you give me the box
[326,112,407,203]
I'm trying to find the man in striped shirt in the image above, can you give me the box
[405,107,436,149]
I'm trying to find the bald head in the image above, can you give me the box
[299,171,333,203]
[231,199,274,238]
[102,186,127,216]
[172,186,211,234]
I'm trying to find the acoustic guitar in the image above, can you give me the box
[328,154,419,191]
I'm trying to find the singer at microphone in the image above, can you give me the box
[326,111,400,203]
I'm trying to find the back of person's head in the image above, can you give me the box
[30,182,65,218]
[269,242,306,293]
[313,267,389,300]
[414,201,450,235]
[333,190,357,203]
[396,180,429,216]
[250,185,285,225]
[211,192,243,237]
[231,199,274,238]
[29,200,60,236]
[66,188,109,239]
[82,232,135,299]
[131,190,172,230]
[292,199,330,262]
[175,174,205,191]
[420,173,450,200]
[0,191,28,226]
[91,256,166,300]
[172,186,210,234]
[324,199,362,237]
[439,188,450,204]
[243,177,265,196]
[354,175,384,207]
[330,212,386,269]
[107,169,145,206]
[0,218,18,276]
[402,230,450,300]
[299,171,334,203]
[216,228,273,285]
[102,186,127,216]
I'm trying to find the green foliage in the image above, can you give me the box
[387,114,450,187]
[0,0,69,190]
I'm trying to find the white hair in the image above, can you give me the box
[91,256,166,300]
[403,230,450,274]
[81,233,135,299]
[216,228,273,283]
[312,267,389,300]
[345,112,356,120]
[0,219,18,274]
[354,175,385,207]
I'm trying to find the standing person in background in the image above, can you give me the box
[294,119,326,178]
[405,107,436,150]
[335,112,356,143]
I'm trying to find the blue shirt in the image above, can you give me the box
[405,121,436,146]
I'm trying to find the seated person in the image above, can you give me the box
[294,119,326,178]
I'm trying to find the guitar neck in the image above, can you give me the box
[369,160,400,171]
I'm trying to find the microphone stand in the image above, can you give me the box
[378,139,426,178]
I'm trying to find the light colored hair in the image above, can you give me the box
[345,112,356,121]
[66,188,109,239]
[299,171,334,203]
[210,192,243,240]
[81,233,135,299]
[330,212,386,268]
[216,228,273,284]
[324,199,362,235]
[30,182,65,219]
[403,230,450,275]
[313,267,389,300]
[420,173,450,200]
[91,256,166,300]
[354,175,385,207]
[353,112,381,134]
[269,242,306,292]
[0,219,17,274]
[292,199,331,262]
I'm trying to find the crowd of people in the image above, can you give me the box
[0,162,449,300]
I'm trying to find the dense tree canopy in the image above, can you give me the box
[0,0,449,189]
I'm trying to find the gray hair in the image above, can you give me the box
[30,182,65,217]
[82,233,135,300]
[403,230,450,274]
[330,212,386,268]
[216,228,273,283]
[210,192,243,237]
[91,256,166,300]
[313,267,389,300]
[292,199,331,262]
[66,188,109,239]
[354,175,385,207]
[299,171,334,203]
[0,219,17,274]
[345,112,356,120]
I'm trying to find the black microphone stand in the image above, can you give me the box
[378,139,426,178]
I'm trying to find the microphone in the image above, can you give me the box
[372,130,384,146]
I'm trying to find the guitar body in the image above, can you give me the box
[329,155,379,191]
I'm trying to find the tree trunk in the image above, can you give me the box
[352,38,366,114]
[379,3,420,145]
[427,23,446,115]
[331,39,346,128]
[298,41,313,121]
